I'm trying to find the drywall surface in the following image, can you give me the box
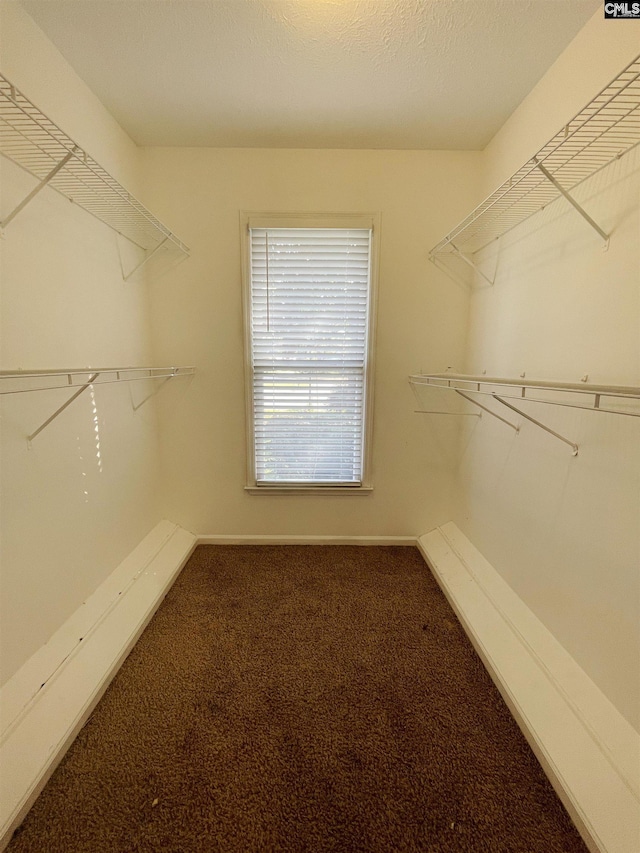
[0,4,164,683]
[453,18,640,731]
[143,146,481,536]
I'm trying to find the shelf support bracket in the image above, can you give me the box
[455,390,519,432]
[28,372,99,443]
[534,159,609,246]
[492,394,579,456]
[1,150,76,230]
[448,242,494,287]
[123,237,170,282]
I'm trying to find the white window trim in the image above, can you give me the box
[241,211,380,494]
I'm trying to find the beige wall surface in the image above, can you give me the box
[142,146,481,537]
[0,4,163,683]
[453,13,640,730]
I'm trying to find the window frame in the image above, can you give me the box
[241,212,379,495]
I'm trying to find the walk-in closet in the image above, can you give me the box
[1,2,638,851]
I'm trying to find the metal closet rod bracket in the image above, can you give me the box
[533,158,610,249]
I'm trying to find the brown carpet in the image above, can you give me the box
[8,546,588,853]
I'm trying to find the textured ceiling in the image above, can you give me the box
[18,0,599,149]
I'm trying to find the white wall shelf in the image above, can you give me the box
[0,73,190,280]
[429,55,640,272]
[409,373,640,456]
[0,366,195,441]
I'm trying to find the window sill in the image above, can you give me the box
[245,485,373,496]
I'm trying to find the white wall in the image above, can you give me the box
[142,147,481,536]
[452,12,640,730]
[0,4,164,683]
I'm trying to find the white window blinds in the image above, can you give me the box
[249,227,372,485]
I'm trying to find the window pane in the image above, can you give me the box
[250,228,371,485]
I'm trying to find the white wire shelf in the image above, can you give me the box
[0,74,189,279]
[430,54,640,261]
[0,366,195,395]
[409,373,640,456]
[0,367,195,441]
[409,373,640,416]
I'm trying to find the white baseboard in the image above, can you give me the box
[0,520,197,850]
[197,534,417,546]
[418,522,640,853]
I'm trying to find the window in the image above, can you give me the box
[242,214,378,493]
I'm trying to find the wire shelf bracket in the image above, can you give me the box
[0,149,75,230]
[0,74,190,280]
[0,366,195,442]
[429,55,640,271]
[449,242,495,286]
[27,372,99,443]
[492,394,579,456]
[122,237,170,282]
[455,390,519,432]
[533,158,609,247]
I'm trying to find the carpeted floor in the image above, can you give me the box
[8,546,588,853]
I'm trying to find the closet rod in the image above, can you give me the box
[0,366,195,395]
[409,373,640,416]
[410,374,583,454]
[1,366,196,442]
